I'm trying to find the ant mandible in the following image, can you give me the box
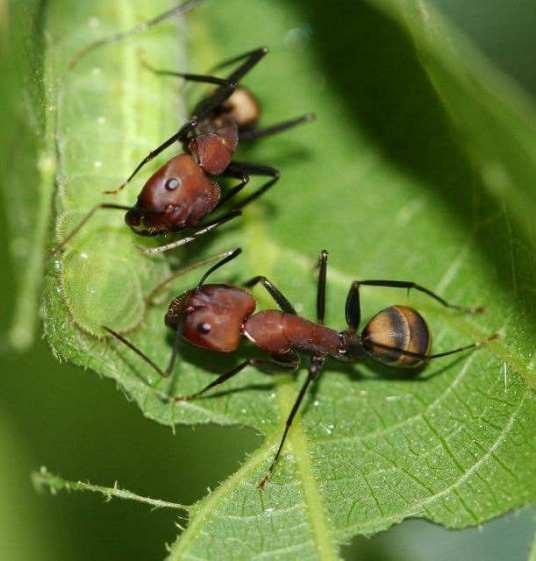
[55,11,314,255]
[104,248,495,488]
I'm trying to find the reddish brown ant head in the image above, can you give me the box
[222,87,261,129]
[188,118,239,176]
[166,284,256,353]
[125,154,221,235]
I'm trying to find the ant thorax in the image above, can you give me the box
[188,116,239,175]
[244,311,342,358]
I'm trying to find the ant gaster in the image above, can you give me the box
[104,249,495,488]
[54,44,314,256]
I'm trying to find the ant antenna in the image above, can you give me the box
[103,326,169,378]
[51,203,133,255]
[70,0,204,68]
[145,248,244,304]
[367,333,499,362]
[197,248,242,287]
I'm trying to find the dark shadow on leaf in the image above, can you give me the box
[162,331,473,404]
[292,0,536,324]
[186,383,275,401]
[362,353,471,381]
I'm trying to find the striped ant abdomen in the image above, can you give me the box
[222,88,261,129]
[362,305,431,367]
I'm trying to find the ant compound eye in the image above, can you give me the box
[165,177,181,191]
[197,322,211,334]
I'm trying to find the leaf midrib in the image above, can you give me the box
[168,439,274,561]
[243,202,340,560]
[239,204,533,544]
[171,200,533,554]
[275,379,340,561]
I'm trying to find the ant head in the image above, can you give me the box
[222,87,261,129]
[125,154,220,234]
[361,305,431,367]
[166,284,256,353]
[188,120,239,176]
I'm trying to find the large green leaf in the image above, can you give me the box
[1,1,52,351]
[42,0,536,559]
[530,529,536,561]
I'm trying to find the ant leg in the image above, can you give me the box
[144,47,269,107]
[223,161,280,210]
[103,327,169,378]
[358,280,483,313]
[259,354,325,489]
[173,353,299,402]
[344,282,362,332]
[141,57,230,86]
[145,248,241,305]
[165,329,183,377]
[243,276,296,315]
[51,203,133,255]
[216,173,250,208]
[345,279,483,331]
[143,209,241,256]
[209,47,268,83]
[316,250,328,324]
[363,335,498,364]
[239,113,316,141]
[70,0,203,68]
[188,48,268,119]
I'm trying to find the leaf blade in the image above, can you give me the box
[41,0,536,559]
[1,1,53,351]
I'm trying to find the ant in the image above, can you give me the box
[56,32,315,255]
[104,248,496,488]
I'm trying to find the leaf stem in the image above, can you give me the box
[32,466,190,512]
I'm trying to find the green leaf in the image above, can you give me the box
[33,467,188,513]
[1,1,53,351]
[42,0,536,559]
[529,527,536,561]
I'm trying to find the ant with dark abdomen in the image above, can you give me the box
[54,8,314,255]
[104,248,496,488]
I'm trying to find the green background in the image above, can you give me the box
[1,1,535,560]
